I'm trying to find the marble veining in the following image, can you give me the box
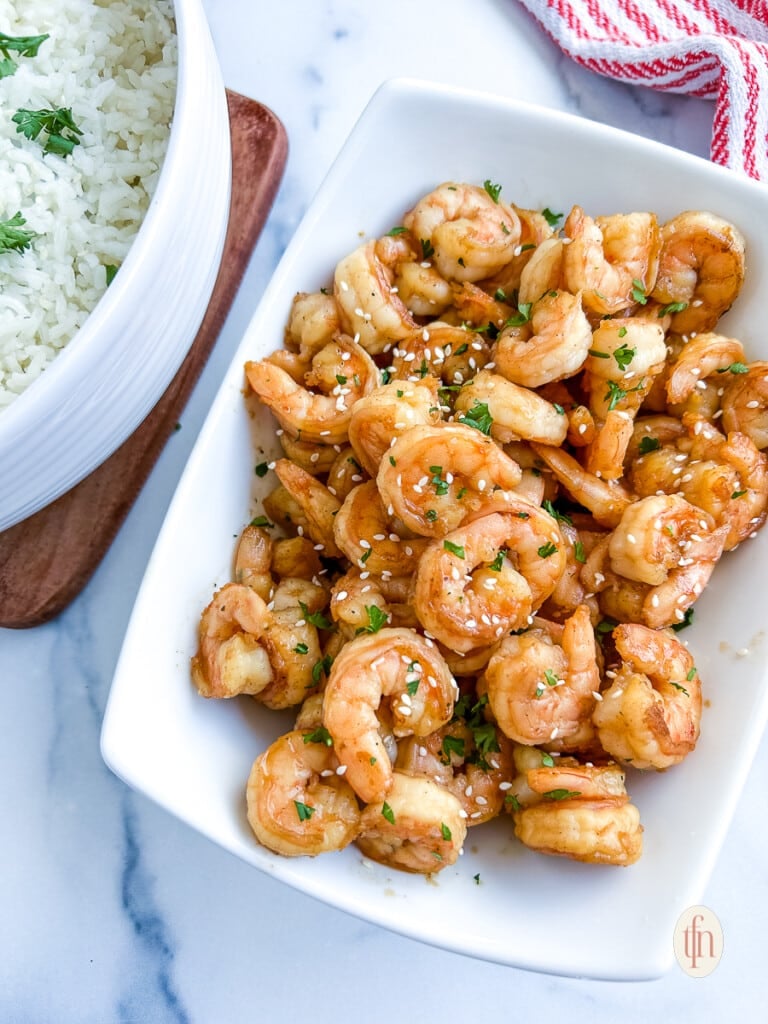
[2,0,765,1019]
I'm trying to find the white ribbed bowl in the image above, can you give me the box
[0,0,231,532]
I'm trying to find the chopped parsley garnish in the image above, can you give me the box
[588,348,610,359]
[406,678,420,696]
[430,465,450,496]
[537,541,558,558]
[731,489,747,499]
[425,508,438,522]
[299,602,334,630]
[574,540,585,564]
[483,179,502,203]
[13,106,83,156]
[0,211,35,255]
[671,607,695,632]
[458,399,493,435]
[382,802,396,825]
[473,873,481,885]
[638,436,660,455]
[386,225,407,236]
[506,302,532,327]
[596,618,618,635]
[504,793,522,812]
[311,654,333,685]
[294,800,314,821]
[0,31,49,78]
[420,238,435,260]
[293,642,309,655]
[542,499,572,526]
[355,604,389,634]
[542,207,563,228]
[454,343,469,356]
[442,735,465,761]
[631,278,648,305]
[605,378,644,412]
[440,823,453,841]
[494,288,508,302]
[254,462,269,478]
[669,681,690,696]
[443,540,466,558]
[389,455,396,467]
[717,362,749,375]
[488,550,505,572]
[543,789,581,801]
[657,300,688,317]
[686,667,697,681]
[613,342,636,370]
[105,264,119,286]
[303,726,333,746]
[250,515,274,529]
[540,752,555,767]
[335,374,347,385]
[553,402,565,415]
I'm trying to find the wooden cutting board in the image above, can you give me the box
[0,90,287,629]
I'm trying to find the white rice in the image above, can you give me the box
[0,0,177,408]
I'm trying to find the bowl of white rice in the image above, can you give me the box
[0,0,231,531]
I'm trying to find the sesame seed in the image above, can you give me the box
[592,690,603,701]
[336,764,348,775]
[747,400,760,409]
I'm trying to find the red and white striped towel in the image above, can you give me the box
[516,0,768,180]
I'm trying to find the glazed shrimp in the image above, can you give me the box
[321,628,458,803]
[402,181,521,283]
[412,508,567,653]
[517,237,565,307]
[191,583,273,699]
[234,524,274,600]
[271,536,325,583]
[273,458,343,558]
[563,206,660,315]
[373,232,455,318]
[493,289,592,388]
[389,323,492,385]
[278,432,340,475]
[593,623,702,770]
[347,378,440,478]
[509,751,643,866]
[481,205,556,297]
[325,446,368,502]
[282,290,340,363]
[628,419,768,550]
[246,730,361,857]
[651,210,746,335]
[333,480,430,576]
[665,333,746,405]
[721,361,768,450]
[396,717,515,825]
[245,333,379,444]
[584,316,667,419]
[376,422,523,538]
[530,443,632,528]
[453,370,569,446]
[484,605,598,751]
[356,772,467,873]
[333,240,418,354]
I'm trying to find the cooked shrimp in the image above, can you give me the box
[448,281,516,331]
[191,583,273,699]
[246,730,361,857]
[330,568,391,631]
[271,536,325,583]
[665,333,746,405]
[721,361,768,450]
[278,432,340,475]
[651,210,746,335]
[510,754,643,865]
[530,442,632,528]
[245,334,379,444]
[453,370,569,446]
[563,206,660,315]
[538,381,597,448]
[333,240,418,354]
[283,290,340,362]
[517,237,565,307]
[356,772,467,873]
[584,317,667,414]
[321,628,458,803]
[402,181,521,283]
[389,323,492,385]
[325,446,368,502]
[540,520,601,622]
[481,206,556,297]
[628,420,768,550]
[376,422,522,538]
[347,378,440,477]
[392,259,454,317]
[484,605,598,751]
[333,480,430,576]
[493,289,592,388]
[593,623,702,770]
[396,717,515,825]
[273,458,343,558]
[412,508,567,653]
[234,524,274,600]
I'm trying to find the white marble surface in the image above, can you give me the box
[1,0,764,1019]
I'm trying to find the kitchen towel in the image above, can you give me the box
[516,0,768,180]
